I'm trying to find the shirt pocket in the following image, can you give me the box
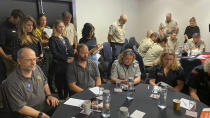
[115,27,125,36]
[118,68,126,80]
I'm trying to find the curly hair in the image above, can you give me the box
[82,23,95,39]
[153,48,180,71]
[118,49,136,64]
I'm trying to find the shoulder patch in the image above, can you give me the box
[36,75,42,82]
[110,25,115,30]
[26,84,31,89]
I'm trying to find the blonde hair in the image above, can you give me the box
[52,19,66,37]
[118,49,136,64]
[204,59,210,73]
[153,48,180,71]
[18,16,40,45]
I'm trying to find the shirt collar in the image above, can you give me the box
[117,20,123,27]
[75,59,90,69]
[165,20,172,24]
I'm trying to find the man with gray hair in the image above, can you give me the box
[187,33,205,51]
[108,14,128,60]
[2,48,59,118]
[138,32,159,57]
[62,11,77,53]
[159,13,179,38]
[189,59,210,106]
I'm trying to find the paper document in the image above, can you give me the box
[89,86,100,95]
[64,98,85,107]
[130,110,145,118]
[180,98,194,110]
[43,28,53,37]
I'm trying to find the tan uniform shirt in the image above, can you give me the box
[138,37,154,57]
[108,20,125,43]
[167,37,178,50]
[187,38,205,49]
[111,60,141,80]
[65,23,77,45]
[159,20,178,34]
[143,43,164,66]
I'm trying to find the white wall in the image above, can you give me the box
[74,0,210,51]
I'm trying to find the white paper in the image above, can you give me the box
[64,98,85,107]
[130,110,145,118]
[202,108,210,111]
[180,98,194,110]
[43,28,53,37]
[95,54,101,61]
[89,86,100,95]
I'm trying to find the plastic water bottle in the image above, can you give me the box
[127,77,135,100]
[158,87,167,109]
[102,90,111,118]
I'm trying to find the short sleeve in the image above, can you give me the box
[108,25,115,35]
[110,61,119,79]
[66,62,77,83]
[176,67,185,81]
[159,23,163,30]
[184,26,188,35]
[134,63,141,77]
[72,25,77,37]
[188,73,200,89]
[199,41,205,49]
[148,65,158,80]
[36,65,48,86]
[4,82,26,111]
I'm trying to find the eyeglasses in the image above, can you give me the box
[23,58,36,62]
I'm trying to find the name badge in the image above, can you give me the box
[26,84,31,89]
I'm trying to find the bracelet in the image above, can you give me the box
[38,112,43,118]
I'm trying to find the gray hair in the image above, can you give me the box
[204,59,210,72]
[62,11,72,18]
[150,32,159,38]
[193,33,200,39]
[17,48,35,59]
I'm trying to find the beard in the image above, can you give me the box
[22,65,36,72]
[79,56,88,61]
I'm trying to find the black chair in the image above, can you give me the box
[98,42,113,82]
[180,58,202,94]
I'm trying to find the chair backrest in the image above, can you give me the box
[129,37,139,50]
[180,58,202,84]
[120,38,129,53]
[102,42,112,62]
[134,51,146,81]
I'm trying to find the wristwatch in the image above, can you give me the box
[38,112,43,118]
